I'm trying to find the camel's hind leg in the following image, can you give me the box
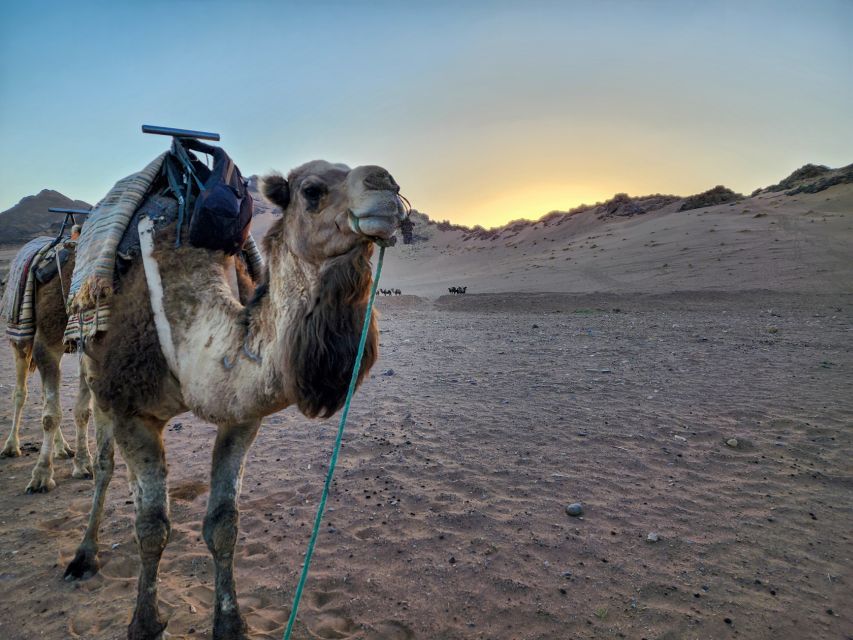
[117,414,170,640]
[64,399,114,580]
[204,421,260,640]
[25,339,65,493]
[1,341,32,458]
[71,365,93,479]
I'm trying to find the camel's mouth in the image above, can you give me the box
[347,191,407,242]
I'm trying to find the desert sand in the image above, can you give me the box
[0,182,851,639]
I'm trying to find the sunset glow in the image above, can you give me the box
[1,1,851,228]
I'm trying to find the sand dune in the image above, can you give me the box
[381,183,853,297]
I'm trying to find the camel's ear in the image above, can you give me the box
[262,173,290,210]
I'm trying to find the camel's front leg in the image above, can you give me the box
[116,414,170,640]
[2,343,32,458]
[71,366,93,479]
[26,342,64,493]
[203,421,260,640]
[65,402,114,580]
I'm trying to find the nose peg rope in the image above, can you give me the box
[283,243,385,640]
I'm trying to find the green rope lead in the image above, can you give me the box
[283,244,385,640]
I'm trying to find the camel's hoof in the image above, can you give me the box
[25,470,56,494]
[54,445,75,460]
[64,547,100,581]
[72,459,94,479]
[0,443,22,458]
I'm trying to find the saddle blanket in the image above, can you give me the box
[1,236,55,343]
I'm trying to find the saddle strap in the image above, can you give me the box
[138,216,181,378]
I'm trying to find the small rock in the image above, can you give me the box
[111,543,120,550]
[565,503,583,517]
[189,604,197,614]
[449,556,456,565]
[646,532,660,543]
[532,324,540,329]
[381,369,395,377]
[726,438,739,448]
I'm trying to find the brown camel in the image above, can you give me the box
[63,160,405,640]
[1,248,94,491]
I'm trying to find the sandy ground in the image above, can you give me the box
[0,290,850,640]
[0,179,851,639]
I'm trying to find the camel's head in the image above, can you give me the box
[261,161,407,263]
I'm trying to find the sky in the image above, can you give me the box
[1,0,851,228]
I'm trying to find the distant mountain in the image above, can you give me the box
[0,190,92,245]
[5,162,850,250]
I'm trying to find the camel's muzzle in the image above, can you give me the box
[346,166,408,242]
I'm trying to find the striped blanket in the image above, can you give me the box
[65,153,166,341]
[63,151,265,343]
[1,236,55,343]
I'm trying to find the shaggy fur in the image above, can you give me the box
[289,245,378,418]
[90,261,169,418]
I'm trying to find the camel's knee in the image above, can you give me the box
[73,404,91,427]
[41,413,60,433]
[203,504,239,557]
[136,508,171,558]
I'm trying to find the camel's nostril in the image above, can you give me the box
[363,170,398,193]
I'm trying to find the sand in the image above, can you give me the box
[0,185,851,639]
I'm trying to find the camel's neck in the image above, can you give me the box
[162,233,377,424]
[253,238,378,419]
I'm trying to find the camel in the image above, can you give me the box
[1,247,94,491]
[63,160,405,640]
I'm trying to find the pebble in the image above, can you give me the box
[726,438,739,448]
[381,369,395,377]
[565,503,583,517]
[646,532,660,543]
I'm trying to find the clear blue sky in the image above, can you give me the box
[1,0,851,226]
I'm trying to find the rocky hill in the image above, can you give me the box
[756,163,853,196]
[0,190,92,245]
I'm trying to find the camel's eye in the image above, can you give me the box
[302,183,326,204]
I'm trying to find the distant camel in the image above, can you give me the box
[394,288,401,295]
[448,286,467,294]
[1,245,94,491]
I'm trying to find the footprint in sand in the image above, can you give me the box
[363,621,415,640]
[168,479,209,502]
[310,611,359,639]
